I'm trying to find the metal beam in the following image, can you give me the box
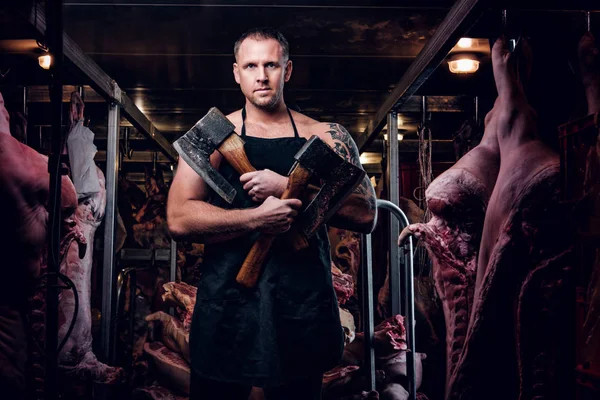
[101,102,119,363]
[387,112,401,317]
[26,6,178,162]
[356,0,486,151]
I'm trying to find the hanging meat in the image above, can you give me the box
[0,92,85,398]
[57,92,123,384]
[577,30,600,377]
[397,71,504,397]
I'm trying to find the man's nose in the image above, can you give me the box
[256,67,268,82]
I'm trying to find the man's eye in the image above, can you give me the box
[246,64,255,69]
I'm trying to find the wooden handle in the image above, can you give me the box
[236,234,277,288]
[219,133,256,175]
[286,224,310,252]
[236,164,312,288]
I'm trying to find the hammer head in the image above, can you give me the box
[172,107,238,203]
[292,135,366,238]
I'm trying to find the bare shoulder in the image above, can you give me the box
[313,121,362,166]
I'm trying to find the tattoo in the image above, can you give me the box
[327,123,361,166]
[327,123,376,211]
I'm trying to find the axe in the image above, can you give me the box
[173,107,255,203]
[286,143,365,252]
[235,135,364,288]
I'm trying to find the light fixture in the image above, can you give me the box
[457,37,473,49]
[38,54,51,70]
[383,133,404,141]
[397,115,403,126]
[447,53,480,74]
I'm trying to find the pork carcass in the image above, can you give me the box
[579,32,600,116]
[332,263,355,306]
[132,384,188,400]
[133,166,171,250]
[161,282,197,331]
[146,311,190,363]
[55,94,123,384]
[577,31,600,374]
[143,341,190,394]
[398,90,501,394]
[447,37,574,400]
[0,92,84,398]
[57,166,123,383]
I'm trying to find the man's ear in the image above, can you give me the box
[284,60,293,82]
[233,63,240,84]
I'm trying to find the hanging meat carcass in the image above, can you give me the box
[56,92,123,384]
[397,65,503,398]
[0,92,85,398]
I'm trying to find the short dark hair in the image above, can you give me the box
[234,27,289,61]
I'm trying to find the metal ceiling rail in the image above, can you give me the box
[25,5,178,162]
[356,0,486,151]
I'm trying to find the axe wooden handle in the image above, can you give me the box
[218,133,256,175]
[286,224,310,252]
[236,164,312,288]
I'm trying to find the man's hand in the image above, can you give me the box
[240,169,288,202]
[253,196,302,234]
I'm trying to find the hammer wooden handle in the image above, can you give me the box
[236,164,312,288]
[218,133,256,175]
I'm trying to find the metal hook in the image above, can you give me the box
[421,96,427,128]
[152,151,158,176]
[502,9,518,52]
[124,127,133,159]
[586,11,591,32]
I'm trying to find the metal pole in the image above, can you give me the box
[376,199,416,400]
[45,0,63,398]
[101,102,119,363]
[22,86,28,145]
[361,233,376,391]
[474,96,479,125]
[387,112,401,316]
[170,240,177,283]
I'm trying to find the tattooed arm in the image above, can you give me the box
[316,123,377,233]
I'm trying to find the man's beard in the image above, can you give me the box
[250,89,282,111]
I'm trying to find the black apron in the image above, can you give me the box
[189,107,344,388]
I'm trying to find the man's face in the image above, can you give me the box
[233,38,292,110]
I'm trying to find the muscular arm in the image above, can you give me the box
[318,123,377,233]
[167,152,260,243]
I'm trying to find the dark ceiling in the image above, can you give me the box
[0,1,599,184]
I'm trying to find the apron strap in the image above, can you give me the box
[241,106,299,138]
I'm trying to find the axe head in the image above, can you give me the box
[172,107,238,203]
[293,135,366,238]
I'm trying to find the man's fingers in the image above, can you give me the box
[243,181,254,191]
[284,198,302,210]
[240,171,257,183]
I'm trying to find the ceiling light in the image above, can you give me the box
[38,54,51,70]
[383,133,404,141]
[397,115,403,126]
[457,38,473,49]
[447,53,479,74]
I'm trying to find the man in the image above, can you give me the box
[167,27,377,400]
